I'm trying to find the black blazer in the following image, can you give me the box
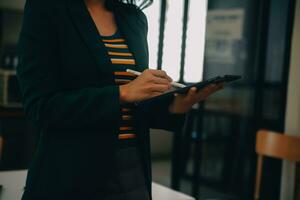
[17,0,185,199]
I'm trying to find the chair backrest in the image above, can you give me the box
[254,130,300,200]
[256,130,300,162]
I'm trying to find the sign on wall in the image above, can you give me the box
[205,9,245,65]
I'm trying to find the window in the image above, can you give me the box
[161,0,185,81]
[184,0,207,82]
[144,0,207,83]
[143,0,160,69]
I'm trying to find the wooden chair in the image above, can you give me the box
[255,130,300,200]
[296,164,300,200]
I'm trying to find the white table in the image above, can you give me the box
[152,182,195,200]
[0,170,194,200]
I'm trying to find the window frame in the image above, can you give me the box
[145,0,207,83]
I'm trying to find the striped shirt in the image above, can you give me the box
[101,30,138,141]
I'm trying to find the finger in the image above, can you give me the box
[149,92,164,98]
[152,76,172,87]
[149,84,170,93]
[197,84,215,94]
[189,87,197,94]
[185,87,197,99]
[212,83,221,90]
[195,85,219,99]
[174,92,186,98]
[165,74,173,82]
[191,86,208,96]
[196,88,213,98]
[160,70,173,82]
[142,91,164,101]
[211,83,223,92]
[208,83,217,90]
[150,70,173,82]
[185,87,198,101]
[201,84,218,93]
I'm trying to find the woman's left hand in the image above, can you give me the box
[168,83,224,114]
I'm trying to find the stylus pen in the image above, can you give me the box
[126,69,186,88]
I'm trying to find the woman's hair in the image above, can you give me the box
[121,0,153,9]
[106,0,153,10]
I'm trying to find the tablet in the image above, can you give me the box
[137,75,241,105]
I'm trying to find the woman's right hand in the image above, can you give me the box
[119,69,173,103]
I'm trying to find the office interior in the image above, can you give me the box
[0,0,299,200]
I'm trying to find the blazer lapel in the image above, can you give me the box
[67,0,149,76]
[114,8,149,72]
[66,0,114,83]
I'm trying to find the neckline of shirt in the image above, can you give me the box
[100,29,121,39]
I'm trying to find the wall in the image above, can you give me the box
[281,0,300,199]
[150,129,173,157]
[0,0,25,11]
[2,11,23,45]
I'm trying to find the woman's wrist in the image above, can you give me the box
[168,100,191,114]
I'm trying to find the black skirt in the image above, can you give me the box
[104,140,150,200]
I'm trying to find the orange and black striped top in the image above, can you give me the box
[101,30,138,141]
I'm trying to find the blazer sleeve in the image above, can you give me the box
[139,96,186,132]
[17,0,120,132]
[138,11,186,132]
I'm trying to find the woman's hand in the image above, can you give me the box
[168,84,223,114]
[119,69,173,103]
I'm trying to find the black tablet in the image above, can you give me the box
[175,75,241,94]
[137,75,241,105]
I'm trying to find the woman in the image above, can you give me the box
[17,0,222,199]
